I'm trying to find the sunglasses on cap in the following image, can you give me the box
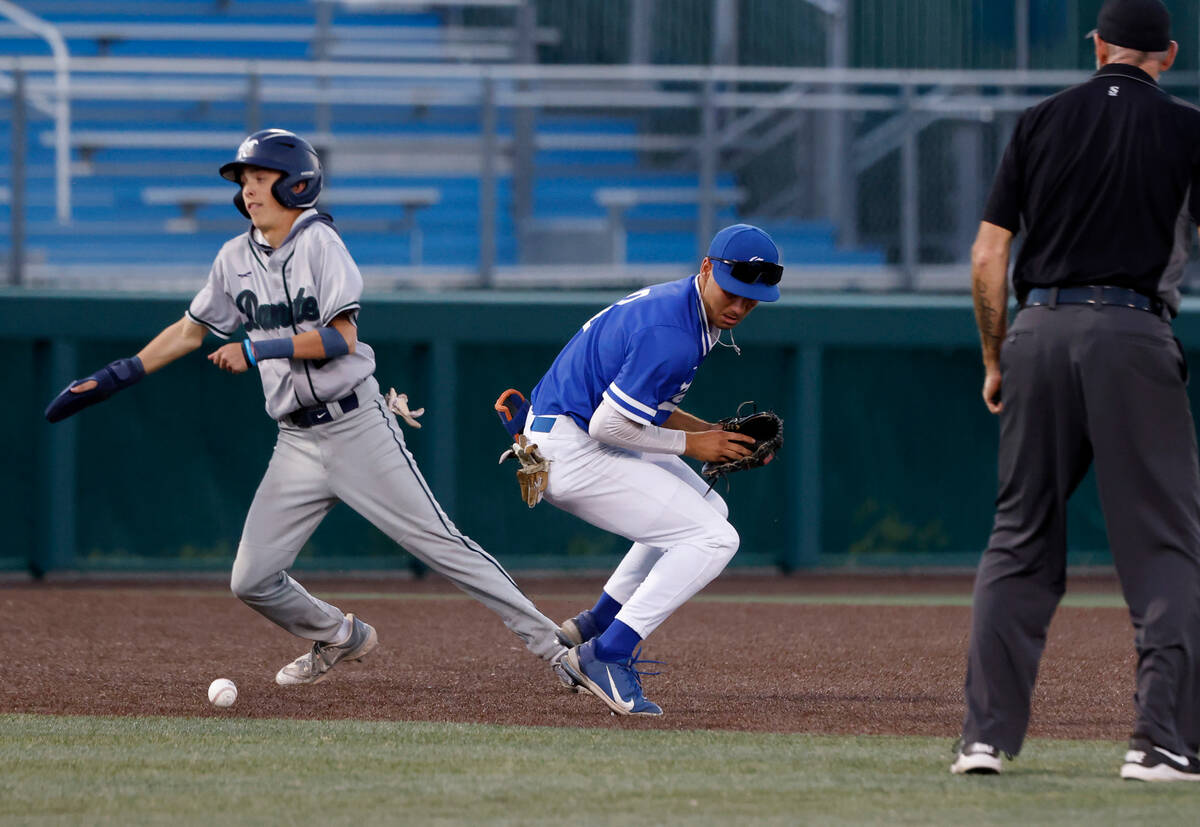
[708,257,784,286]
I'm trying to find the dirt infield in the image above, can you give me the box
[1,573,1135,740]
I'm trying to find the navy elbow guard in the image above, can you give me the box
[44,356,145,423]
[318,326,350,358]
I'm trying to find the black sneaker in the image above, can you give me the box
[950,741,1002,775]
[1120,736,1200,782]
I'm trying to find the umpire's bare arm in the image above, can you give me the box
[971,222,1013,414]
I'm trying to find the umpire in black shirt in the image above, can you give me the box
[954,0,1200,782]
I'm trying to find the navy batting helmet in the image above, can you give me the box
[220,128,323,219]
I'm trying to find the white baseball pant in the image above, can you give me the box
[530,413,739,639]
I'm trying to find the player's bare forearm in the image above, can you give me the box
[57,319,196,399]
[137,316,208,374]
[232,314,358,372]
[663,409,715,433]
[286,314,358,360]
[971,221,1013,370]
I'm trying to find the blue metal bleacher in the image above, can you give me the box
[0,0,885,282]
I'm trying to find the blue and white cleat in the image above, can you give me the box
[560,639,663,716]
[555,609,602,648]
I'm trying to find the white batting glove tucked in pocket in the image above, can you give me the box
[385,388,425,429]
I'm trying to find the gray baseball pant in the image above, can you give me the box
[229,378,562,661]
[962,304,1200,757]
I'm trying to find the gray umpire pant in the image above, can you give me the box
[962,303,1200,757]
[229,376,563,662]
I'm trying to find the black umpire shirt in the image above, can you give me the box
[983,62,1200,311]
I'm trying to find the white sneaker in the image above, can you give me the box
[1120,737,1200,782]
[950,742,1003,775]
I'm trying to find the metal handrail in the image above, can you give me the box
[0,3,70,224]
[3,55,1199,90]
[6,57,1194,117]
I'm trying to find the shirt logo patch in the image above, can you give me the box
[1108,85,1120,96]
[236,271,252,279]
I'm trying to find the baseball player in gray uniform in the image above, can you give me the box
[44,129,568,687]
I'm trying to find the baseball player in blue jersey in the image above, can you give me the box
[530,224,784,715]
[45,129,569,687]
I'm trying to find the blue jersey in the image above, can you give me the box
[531,275,716,430]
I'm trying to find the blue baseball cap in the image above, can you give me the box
[706,224,783,302]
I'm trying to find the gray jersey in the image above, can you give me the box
[187,209,375,419]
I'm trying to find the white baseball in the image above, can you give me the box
[208,678,237,708]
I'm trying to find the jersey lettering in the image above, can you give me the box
[582,288,651,331]
[237,287,320,332]
[670,378,694,405]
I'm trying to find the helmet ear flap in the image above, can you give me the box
[272,177,311,210]
[233,190,251,219]
[271,178,293,210]
[273,175,317,210]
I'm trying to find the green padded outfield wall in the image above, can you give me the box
[9,289,1195,575]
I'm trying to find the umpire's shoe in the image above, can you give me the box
[1120,736,1200,782]
[559,639,662,716]
[950,742,1002,775]
[276,614,378,686]
[555,610,601,647]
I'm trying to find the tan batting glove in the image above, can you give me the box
[385,388,425,429]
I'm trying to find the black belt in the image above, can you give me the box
[287,390,359,428]
[1022,286,1165,316]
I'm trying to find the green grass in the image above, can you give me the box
[2,715,1196,825]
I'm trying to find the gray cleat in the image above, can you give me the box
[555,610,600,648]
[276,614,378,686]
[550,646,584,693]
